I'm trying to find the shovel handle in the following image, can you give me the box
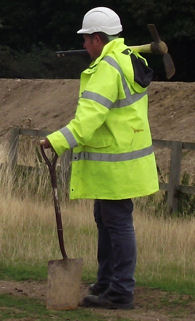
[40,145,58,172]
[40,145,68,260]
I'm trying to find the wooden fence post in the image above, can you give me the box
[167,141,183,213]
[8,127,20,171]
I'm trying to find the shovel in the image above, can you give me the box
[40,145,83,310]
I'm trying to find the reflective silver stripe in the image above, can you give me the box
[59,126,78,148]
[82,91,113,109]
[81,56,146,109]
[103,56,147,107]
[72,145,153,162]
[115,91,147,107]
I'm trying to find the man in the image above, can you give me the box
[41,7,159,309]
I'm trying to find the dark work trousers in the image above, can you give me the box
[94,199,136,296]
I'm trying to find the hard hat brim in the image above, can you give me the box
[77,26,122,35]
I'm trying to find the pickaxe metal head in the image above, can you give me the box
[147,24,176,79]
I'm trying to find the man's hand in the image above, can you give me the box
[40,138,52,149]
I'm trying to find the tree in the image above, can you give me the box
[0,0,194,80]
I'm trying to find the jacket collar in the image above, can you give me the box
[89,38,125,68]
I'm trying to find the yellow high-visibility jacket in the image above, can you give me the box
[47,38,159,199]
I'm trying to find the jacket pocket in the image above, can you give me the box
[85,124,114,149]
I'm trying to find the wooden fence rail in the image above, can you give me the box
[7,128,195,214]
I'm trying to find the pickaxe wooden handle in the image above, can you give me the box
[56,24,175,79]
[56,42,167,57]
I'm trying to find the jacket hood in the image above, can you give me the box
[92,38,153,93]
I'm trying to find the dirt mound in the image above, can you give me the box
[0,79,194,141]
[0,79,80,136]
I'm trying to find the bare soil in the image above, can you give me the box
[0,280,194,321]
[0,79,194,142]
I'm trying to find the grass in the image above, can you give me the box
[0,191,194,295]
[0,263,47,281]
[0,141,195,296]
[0,294,109,321]
[134,209,195,294]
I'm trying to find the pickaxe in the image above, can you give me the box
[56,24,175,79]
[147,24,175,79]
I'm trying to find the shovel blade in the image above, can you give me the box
[47,258,83,310]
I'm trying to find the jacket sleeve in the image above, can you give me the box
[47,60,119,156]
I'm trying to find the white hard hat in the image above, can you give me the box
[77,7,123,35]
